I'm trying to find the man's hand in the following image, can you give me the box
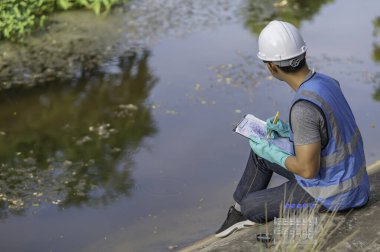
[266,117,290,139]
[249,136,291,168]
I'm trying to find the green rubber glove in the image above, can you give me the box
[249,136,291,169]
[266,116,290,139]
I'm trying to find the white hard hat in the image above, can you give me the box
[257,20,307,67]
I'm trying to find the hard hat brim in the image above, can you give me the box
[257,47,307,62]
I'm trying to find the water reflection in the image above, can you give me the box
[373,17,380,63]
[372,17,380,102]
[373,44,380,63]
[0,50,157,218]
[373,88,380,102]
[244,0,334,34]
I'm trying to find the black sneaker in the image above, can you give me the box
[215,206,255,238]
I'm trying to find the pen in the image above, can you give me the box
[266,111,280,139]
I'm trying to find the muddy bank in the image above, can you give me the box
[0,0,239,90]
[0,6,134,89]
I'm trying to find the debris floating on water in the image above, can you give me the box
[168,245,178,250]
[165,110,178,115]
[194,83,201,91]
[76,136,92,145]
[89,123,116,139]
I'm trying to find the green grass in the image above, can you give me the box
[0,0,128,41]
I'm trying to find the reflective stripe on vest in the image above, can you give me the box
[290,72,368,207]
[301,161,366,199]
[296,90,361,168]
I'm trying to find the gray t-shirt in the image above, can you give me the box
[290,100,328,149]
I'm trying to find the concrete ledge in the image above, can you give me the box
[180,160,380,252]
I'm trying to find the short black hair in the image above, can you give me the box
[262,57,307,73]
[278,58,306,73]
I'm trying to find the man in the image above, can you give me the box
[215,20,370,238]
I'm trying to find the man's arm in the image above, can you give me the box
[286,100,326,179]
[285,141,321,179]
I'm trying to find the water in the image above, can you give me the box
[1,0,380,251]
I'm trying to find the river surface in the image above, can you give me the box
[1,0,380,251]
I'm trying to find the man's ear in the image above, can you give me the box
[267,62,279,74]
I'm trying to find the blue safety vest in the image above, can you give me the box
[289,72,370,210]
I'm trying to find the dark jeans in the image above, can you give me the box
[233,150,316,223]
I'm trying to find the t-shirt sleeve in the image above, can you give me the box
[290,100,322,146]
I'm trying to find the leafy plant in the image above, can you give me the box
[0,0,128,41]
[57,0,123,15]
[373,17,380,63]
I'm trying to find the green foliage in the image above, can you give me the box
[0,0,128,41]
[373,86,380,102]
[374,16,380,35]
[0,0,54,41]
[244,0,334,35]
[57,0,123,15]
[373,44,380,63]
[373,17,380,63]
[372,17,380,102]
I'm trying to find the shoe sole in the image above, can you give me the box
[215,220,256,238]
